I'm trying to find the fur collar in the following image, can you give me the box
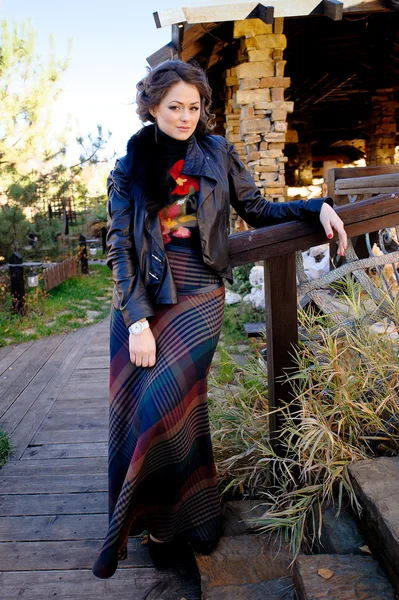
[125,124,208,215]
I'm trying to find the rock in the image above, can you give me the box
[237,344,248,353]
[308,243,329,259]
[86,310,101,322]
[221,500,267,536]
[302,248,330,280]
[240,117,272,134]
[255,34,287,50]
[349,456,399,592]
[195,534,292,592]
[313,506,366,555]
[233,19,273,38]
[230,354,248,368]
[294,554,396,599]
[225,290,242,305]
[236,62,275,80]
[243,288,265,310]
[203,577,295,599]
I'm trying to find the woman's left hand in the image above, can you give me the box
[319,202,348,257]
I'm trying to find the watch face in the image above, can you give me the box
[132,322,142,334]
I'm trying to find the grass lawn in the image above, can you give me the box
[0,264,113,347]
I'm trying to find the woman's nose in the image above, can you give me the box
[180,110,189,122]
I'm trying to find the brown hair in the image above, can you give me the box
[135,58,216,133]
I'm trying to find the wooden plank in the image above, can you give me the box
[0,473,107,494]
[146,41,178,68]
[323,0,343,20]
[0,492,107,516]
[331,164,399,183]
[228,193,399,266]
[0,513,107,541]
[335,172,399,189]
[0,336,62,415]
[58,383,108,400]
[154,0,388,27]
[21,442,108,460]
[1,330,81,434]
[69,370,109,382]
[75,356,109,370]
[30,428,108,444]
[0,538,158,571]
[335,187,399,195]
[10,323,103,460]
[0,345,15,362]
[0,568,200,600]
[264,253,298,454]
[0,457,107,476]
[55,398,108,410]
[37,409,108,431]
[0,341,33,377]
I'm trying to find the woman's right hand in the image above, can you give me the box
[129,329,157,367]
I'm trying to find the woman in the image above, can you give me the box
[92,59,347,579]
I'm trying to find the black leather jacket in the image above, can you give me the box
[106,129,333,328]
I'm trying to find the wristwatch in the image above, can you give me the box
[128,319,149,335]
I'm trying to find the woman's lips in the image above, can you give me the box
[177,127,190,131]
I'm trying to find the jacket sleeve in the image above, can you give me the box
[106,157,155,328]
[226,140,334,227]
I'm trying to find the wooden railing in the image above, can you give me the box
[228,192,399,452]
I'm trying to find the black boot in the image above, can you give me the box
[148,535,178,568]
[190,537,220,555]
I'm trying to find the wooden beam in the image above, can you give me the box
[153,0,390,28]
[181,22,218,62]
[146,41,178,67]
[153,7,185,29]
[246,3,274,24]
[323,0,344,20]
[172,23,185,55]
[264,253,298,454]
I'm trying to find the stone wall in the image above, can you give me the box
[367,88,397,166]
[224,17,292,232]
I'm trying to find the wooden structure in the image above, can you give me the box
[150,0,399,229]
[0,323,200,597]
[42,256,77,291]
[228,193,399,451]
[146,1,399,446]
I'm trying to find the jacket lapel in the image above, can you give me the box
[181,134,218,209]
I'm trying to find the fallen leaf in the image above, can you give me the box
[318,567,334,580]
[359,545,372,554]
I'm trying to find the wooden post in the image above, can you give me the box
[78,234,89,275]
[8,251,25,315]
[101,227,107,254]
[264,252,298,454]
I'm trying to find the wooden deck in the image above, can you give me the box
[0,314,200,599]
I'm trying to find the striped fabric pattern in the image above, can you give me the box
[165,244,223,293]
[92,249,225,578]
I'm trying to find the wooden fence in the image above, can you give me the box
[228,192,399,453]
[42,256,77,291]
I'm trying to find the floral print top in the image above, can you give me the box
[159,158,201,249]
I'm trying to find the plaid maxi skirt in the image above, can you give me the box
[92,245,225,578]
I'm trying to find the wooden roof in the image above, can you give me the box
[153,0,389,28]
[148,2,399,163]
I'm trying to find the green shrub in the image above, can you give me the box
[0,205,30,259]
[210,281,399,558]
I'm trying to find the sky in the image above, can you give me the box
[0,0,187,160]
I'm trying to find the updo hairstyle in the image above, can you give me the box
[135,58,216,133]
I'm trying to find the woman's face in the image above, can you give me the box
[150,80,201,140]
